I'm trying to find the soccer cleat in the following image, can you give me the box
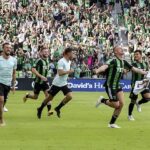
[136,102,142,112]
[54,107,61,118]
[37,108,42,119]
[95,96,104,108]
[23,93,29,103]
[48,111,54,116]
[3,106,8,112]
[128,115,135,121]
[108,124,121,129]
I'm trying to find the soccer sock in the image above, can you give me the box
[138,99,148,105]
[128,103,135,116]
[47,104,51,111]
[26,94,29,98]
[39,102,47,111]
[101,98,108,104]
[109,115,118,124]
[56,101,65,110]
[4,99,7,106]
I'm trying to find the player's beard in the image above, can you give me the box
[4,51,10,56]
[42,55,48,59]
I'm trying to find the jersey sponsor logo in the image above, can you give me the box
[117,68,124,73]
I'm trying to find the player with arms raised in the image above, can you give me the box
[37,47,74,119]
[95,46,147,128]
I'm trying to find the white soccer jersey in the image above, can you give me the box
[52,57,71,87]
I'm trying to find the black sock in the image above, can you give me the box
[110,115,118,124]
[101,98,108,104]
[138,99,148,105]
[39,102,46,111]
[128,103,135,116]
[47,104,51,111]
[26,94,29,98]
[56,101,65,110]
[4,99,7,106]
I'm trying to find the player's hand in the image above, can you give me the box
[41,76,48,81]
[93,69,97,74]
[11,86,15,94]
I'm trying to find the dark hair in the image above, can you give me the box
[134,50,142,55]
[2,42,10,48]
[63,47,73,55]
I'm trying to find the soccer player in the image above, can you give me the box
[23,48,52,112]
[0,43,17,126]
[128,50,150,121]
[37,47,74,119]
[95,46,147,128]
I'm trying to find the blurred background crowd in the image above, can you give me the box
[0,0,149,79]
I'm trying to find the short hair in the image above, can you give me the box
[2,42,10,48]
[134,50,142,55]
[113,46,121,53]
[63,47,73,55]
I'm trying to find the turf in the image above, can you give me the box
[0,91,150,150]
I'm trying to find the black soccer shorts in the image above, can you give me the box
[105,86,123,102]
[48,85,72,97]
[0,83,11,100]
[34,82,50,95]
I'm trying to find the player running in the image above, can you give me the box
[94,46,147,128]
[0,43,17,126]
[23,48,52,113]
[37,47,74,119]
[128,50,150,121]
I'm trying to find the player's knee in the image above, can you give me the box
[66,95,73,101]
[33,95,38,99]
[114,103,120,109]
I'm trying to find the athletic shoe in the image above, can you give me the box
[95,96,104,108]
[54,107,61,118]
[48,111,54,116]
[3,106,8,112]
[108,124,121,129]
[136,102,142,112]
[23,93,29,103]
[128,115,135,121]
[37,108,42,119]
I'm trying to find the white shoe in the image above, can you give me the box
[136,102,142,112]
[23,93,29,103]
[128,115,135,121]
[95,96,104,108]
[108,124,121,128]
[3,106,8,112]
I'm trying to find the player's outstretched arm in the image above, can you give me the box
[94,65,108,74]
[132,67,147,75]
[58,69,74,76]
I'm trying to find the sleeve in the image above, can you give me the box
[13,58,17,70]
[124,60,133,70]
[57,60,64,70]
[106,59,114,66]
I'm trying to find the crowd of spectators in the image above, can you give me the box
[0,0,149,78]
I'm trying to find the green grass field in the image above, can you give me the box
[0,91,150,150]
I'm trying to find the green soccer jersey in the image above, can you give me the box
[104,57,133,89]
[33,58,49,84]
[131,61,149,88]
